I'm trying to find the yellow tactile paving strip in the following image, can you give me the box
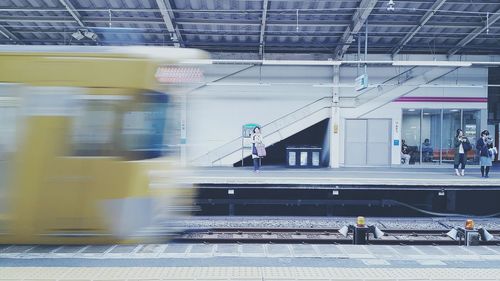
[1,267,500,281]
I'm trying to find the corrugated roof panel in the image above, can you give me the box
[0,0,499,54]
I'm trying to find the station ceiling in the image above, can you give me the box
[1,0,500,57]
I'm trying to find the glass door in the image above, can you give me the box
[402,109,421,164]
[441,109,461,164]
[422,109,441,164]
[463,110,481,164]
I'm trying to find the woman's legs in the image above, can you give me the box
[460,154,465,176]
[253,158,259,171]
[486,166,490,177]
[481,166,485,177]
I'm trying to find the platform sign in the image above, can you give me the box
[242,123,260,138]
[355,74,368,91]
[242,123,260,149]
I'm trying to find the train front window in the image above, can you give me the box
[71,91,172,160]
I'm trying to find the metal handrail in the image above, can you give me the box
[354,66,418,104]
[191,96,331,165]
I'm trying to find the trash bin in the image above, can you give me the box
[286,146,322,168]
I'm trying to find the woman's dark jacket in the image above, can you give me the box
[476,138,489,157]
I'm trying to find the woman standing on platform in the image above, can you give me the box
[251,126,265,172]
[477,130,495,178]
[454,129,470,176]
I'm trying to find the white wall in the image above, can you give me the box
[187,65,333,162]
[187,63,489,166]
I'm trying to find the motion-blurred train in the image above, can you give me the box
[0,46,207,244]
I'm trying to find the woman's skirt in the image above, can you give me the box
[480,156,493,167]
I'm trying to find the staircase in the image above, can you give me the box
[190,97,331,166]
[191,66,461,166]
[343,66,458,118]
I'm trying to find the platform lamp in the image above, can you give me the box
[446,219,494,246]
[338,216,385,245]
[71,29,98,41]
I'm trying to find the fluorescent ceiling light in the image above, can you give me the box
[393,61,472,67]
[419,84,484,88]
[312,83,376,88]
[214,59,261,64]
[83,30,98,41]
[408,109,416,112]
[71,30,84,40]
[450,109,459,112]
[205,82,271,86]
[263,60,341,66]
[180,59,213,65]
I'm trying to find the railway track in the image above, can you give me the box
[174,227,500,245]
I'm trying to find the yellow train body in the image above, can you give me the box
[0,46,206,244]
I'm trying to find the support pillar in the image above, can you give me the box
[180,94,187,166]
[330,65,341,168]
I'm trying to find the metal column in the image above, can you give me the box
[330,65,341,168]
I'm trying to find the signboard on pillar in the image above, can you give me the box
[355,74,368,91]
[393,120,400,146]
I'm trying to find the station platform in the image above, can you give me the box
[183,165,500,189]
[2,244,500,280]
[177,166,500,216]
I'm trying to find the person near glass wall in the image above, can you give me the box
[454,129,470,176]
[401,139,411,165]
[422,138,433,162]
[477,130,494,178]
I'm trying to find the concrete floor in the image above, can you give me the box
[183,165,500,187]
[2,244,500,280]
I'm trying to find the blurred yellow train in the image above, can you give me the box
[0,46,207,244]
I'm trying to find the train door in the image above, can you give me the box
[0,84,19,233]
[19,87,86,234]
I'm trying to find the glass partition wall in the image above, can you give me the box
[402,108,481,165]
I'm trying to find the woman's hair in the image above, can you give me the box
[481,130,490,137]
[253,126,261,133]
[456,129,463,137]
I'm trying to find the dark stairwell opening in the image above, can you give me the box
[234,118,329,167]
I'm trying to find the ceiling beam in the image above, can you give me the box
[58,0,100,43]
[391,0,447,56]
[155,0,183,47]
[0,24,20,42]
[58,0,86,28]
[8,29,493,40]
[0,16,494,29]
[258,0,269,57]
[334,0,378,59]
[448,7,500,56]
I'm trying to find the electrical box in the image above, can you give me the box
[465,230,480,246]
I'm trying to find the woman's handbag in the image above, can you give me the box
[463,141,472,152]
[256,143,266,157]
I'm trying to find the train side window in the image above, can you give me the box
[121,92,169,160]
[0,90,19,224]
[72,100,119,156]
